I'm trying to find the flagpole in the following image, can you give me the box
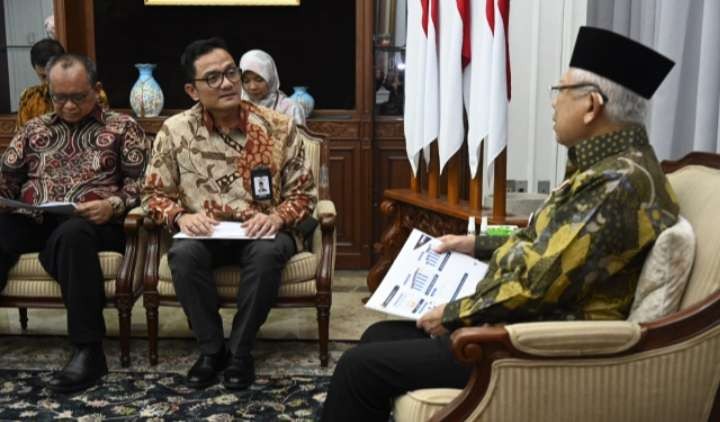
[428,142,439,199]
[469,145,484,210]
[492,148,507,223]
[447,153,460,205]
[410,173,420,193]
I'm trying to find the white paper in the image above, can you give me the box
[366,229,488,320]
[0,197,76,215]
[173,221,276,240]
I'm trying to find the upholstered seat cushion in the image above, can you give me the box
[3,252,124,298]
[156,251,319,298]
[393,388,462,422]
[2,279,121,298]
[8,252,123,280]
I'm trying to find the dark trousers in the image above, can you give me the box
[168,232,296,357]
[0,214,124,344]
[321,321,472,422]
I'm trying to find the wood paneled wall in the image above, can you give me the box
[372,118,411,255]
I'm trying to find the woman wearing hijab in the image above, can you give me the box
[239,49,306,125]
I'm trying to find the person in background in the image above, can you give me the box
[239,49,306,125]
[0,54,147,393]
[16,38,109,129]
[321,26,680,422]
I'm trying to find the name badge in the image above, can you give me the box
[250,166,273,201]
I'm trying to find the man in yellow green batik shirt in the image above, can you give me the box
[322,27,680,422]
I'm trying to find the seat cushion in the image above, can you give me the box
[2,278,120,298]
[157,251,319,298]
[2,252,125,299]
[7,252,123,281]
[628,216,695,323]
[393,388,462,422]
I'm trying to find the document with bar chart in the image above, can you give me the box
[366,229,488,320]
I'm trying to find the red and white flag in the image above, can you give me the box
[404,0,440,176]
[405,0,510,178]
[437,0,468,173]
[421,0,439,168]
[465,0,510,179]
[403,0,429,175]
[487,0,510,177]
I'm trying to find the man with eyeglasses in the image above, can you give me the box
[143,37,316,390]
[15,38,109,130]
[0,53,147,393]
[322,26,680,422]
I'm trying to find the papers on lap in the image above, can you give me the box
[173,221,276,240]
[0,197,76,215]
[366,229,488,320]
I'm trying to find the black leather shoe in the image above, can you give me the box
[47,345,108,394]
[223,354,255,390]
[186,348,230,389]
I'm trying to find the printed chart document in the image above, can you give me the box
[0,197,76,215]
[366,229,488,320]
[173,221,276,240]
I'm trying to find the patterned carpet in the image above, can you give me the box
[0,336,355,421]
[0,369,329,421]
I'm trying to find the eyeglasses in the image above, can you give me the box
[193,66,241,89]
[549,83,609,104]
[49,91,92,105]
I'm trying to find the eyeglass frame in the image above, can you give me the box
[49,90,94,106]
[192,66,241,89]
[549,83,609,104]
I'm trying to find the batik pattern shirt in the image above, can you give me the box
[16,83,110,129]
[142,101,316,249]
[0,107,148,219]
[443,126,679,330]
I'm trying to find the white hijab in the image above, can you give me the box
[239,49,281,108]
[239,50,306,125]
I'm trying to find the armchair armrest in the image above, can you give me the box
[317,199,336,225]
[315,199,336,299]
[138,210,164,296]
[127,206,145,216]
[505,321,642,357]
[433,292,720,422]
[123,206,146,235]
[116,206,148,298]
[449,321,642,361]
[431,321,642,422]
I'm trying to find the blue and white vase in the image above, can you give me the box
[129,63,164,118]
[290,86,315,117]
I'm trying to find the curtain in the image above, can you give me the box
[587,0,720,160]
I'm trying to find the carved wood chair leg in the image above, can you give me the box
[19,307,28,331]
[145,294,159,365]
[117,295,132,367]
[317,305,330,367]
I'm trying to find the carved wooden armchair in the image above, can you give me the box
[0,210,146,367]
[393,152,720,422]
[142,125,336,367]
